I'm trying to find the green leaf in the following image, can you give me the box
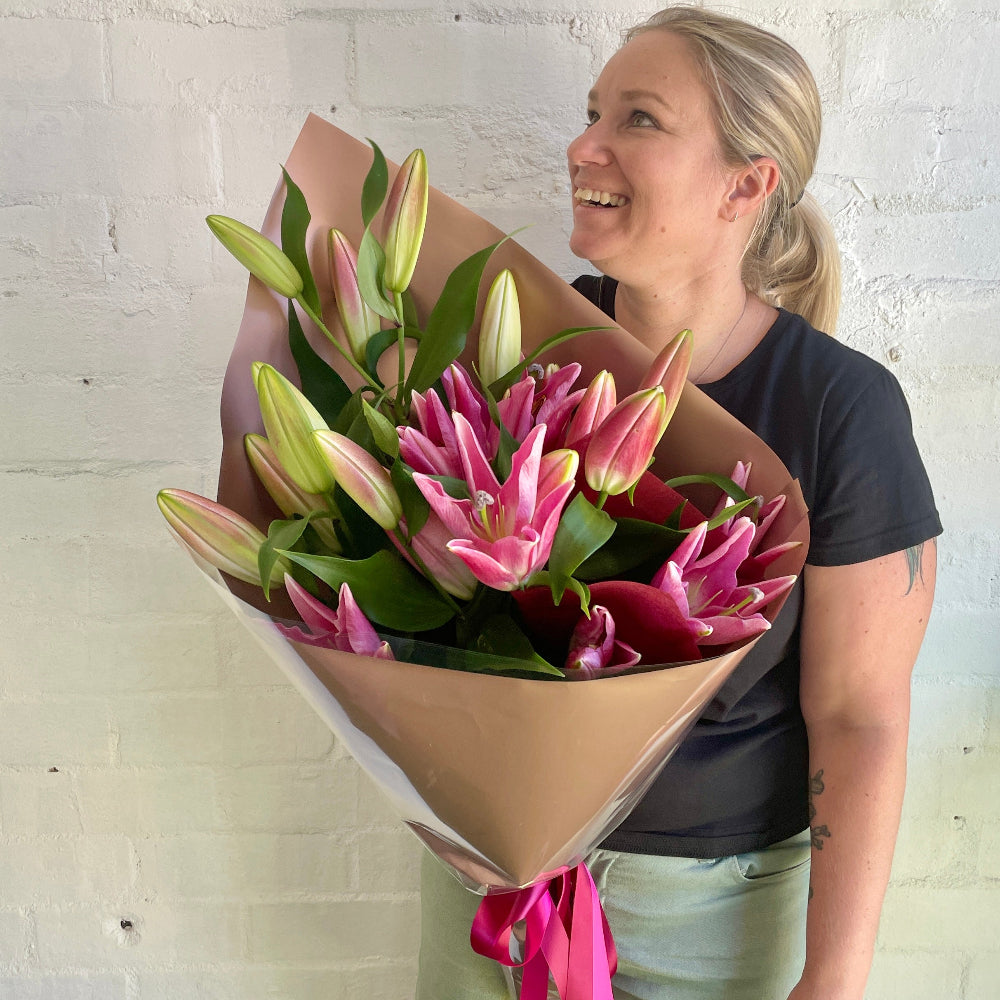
[279,549,455,631]
[357,228,399,321]
[665,473,751,505]
[489,325,610,397]
[364,325,420,378]
[363,399,400,459]
[287,301,352,427]
[704,496,758,529]
[576,517,686,580]
[473,614,563,677]
[280,168,321,316]
[546,494,616,603]
[259,515,315,600]
[525,570,592,617]
[405,239,506,393]
[333,482,385,558]
[426,475,471,500]
[361,140,389,229]
[391,459,431,536]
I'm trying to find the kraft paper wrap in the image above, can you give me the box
[210,115,809,892]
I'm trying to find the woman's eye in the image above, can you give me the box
[629,110,657,127]
[585,109,599,127]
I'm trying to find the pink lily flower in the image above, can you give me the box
[565,605,641,679]
[275,576,394,659]
[399,385,464,478]
[442,363,499,456]
[651,518,797,646]
[412,417,578,592]
[564,370,617,449]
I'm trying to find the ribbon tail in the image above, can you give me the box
[564,864,618,1000]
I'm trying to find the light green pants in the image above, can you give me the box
[416,830,810,1000]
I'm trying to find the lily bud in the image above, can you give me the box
[244,434,342,552]
[206,215,303,299]
[313,430,402,530]
[156,488,288,588]
[254,363,335,495]
[381,148,428,294]
[564,370,617,447]
[638,329,692,428]
[585,386,669,497]
[328,229,380,362]
[478,268,522,386]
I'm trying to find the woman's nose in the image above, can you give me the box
[567,123,612,167]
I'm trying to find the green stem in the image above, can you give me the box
[297,297,382,392]
[394,290,408,422]
[596,490,609,510]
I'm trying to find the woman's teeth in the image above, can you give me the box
[575,188,626,207]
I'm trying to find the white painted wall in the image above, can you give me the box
[0,1,996,997]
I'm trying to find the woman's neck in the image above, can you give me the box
[611,271,775,384]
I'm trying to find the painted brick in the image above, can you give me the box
[930,529,999,611]
[0,17,103,102]
[0,767,82,837]
[110,19,350,108]
[113,691,333,766]
[247,899,420,962]
[938,750,1000,821]
[0,910,32,964]
[34,903,244,967]
[138,832,353,897]
[355,828,423,892]
[74,766,223,835]
[879,888,1000,952]
[890,810,971,882]
[848,205,1000,283]
[0,539,84,618]
[217,113,313,206]
[0,106,215,200]
[216,612,293,687]
[917,610,1000,679]
[355,23,590,109]
[929,460,1000,536]
[0,976,128,1000]
[844,17,1000,111]
[216,761,359,832]
[968,954,1000,1000]
[0,701,110,767]
[864,951,965,1000]
[0,835,131,907]
[908,682,989,755]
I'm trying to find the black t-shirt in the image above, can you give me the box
[573,275,943,858]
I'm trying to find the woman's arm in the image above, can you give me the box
[787,540,936,1000]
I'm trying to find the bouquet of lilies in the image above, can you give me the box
[156,117,808,1000]
[158,143,795,682]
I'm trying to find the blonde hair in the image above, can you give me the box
[626,6,841,334]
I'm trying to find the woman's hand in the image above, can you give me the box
[788,540,936,1000]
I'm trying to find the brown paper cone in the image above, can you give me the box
[211,115,809,891]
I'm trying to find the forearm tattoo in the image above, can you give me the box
[808,768,831,901]
[904,539,934,595]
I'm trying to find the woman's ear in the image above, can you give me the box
[722,157,780,222]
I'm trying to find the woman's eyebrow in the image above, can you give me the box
[587,87,677,115]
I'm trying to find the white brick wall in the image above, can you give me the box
[0,1,995,998]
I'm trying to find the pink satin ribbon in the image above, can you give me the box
[470,864,618,1000]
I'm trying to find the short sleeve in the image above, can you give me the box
[808,367,942,566]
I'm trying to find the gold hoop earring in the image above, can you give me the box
[731,211,739,223]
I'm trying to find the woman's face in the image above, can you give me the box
[567,30,734,286]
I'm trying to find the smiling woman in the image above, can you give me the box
[416,7,941,1000]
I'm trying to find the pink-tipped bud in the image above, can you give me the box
[313,431,402,530]
[329,228,380,363]
[584,386,669,497]
[564,370,617,448]
[244,434,341,552]
[156,488,288,588]
[382,148,428,295]
[638,328,692,424]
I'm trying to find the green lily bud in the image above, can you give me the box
[244,433,342,552]
[254,363,335,495]
[206,215,303,299]
[478,268,522,387]
[381,149,428,295]
[156,488,289,588]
